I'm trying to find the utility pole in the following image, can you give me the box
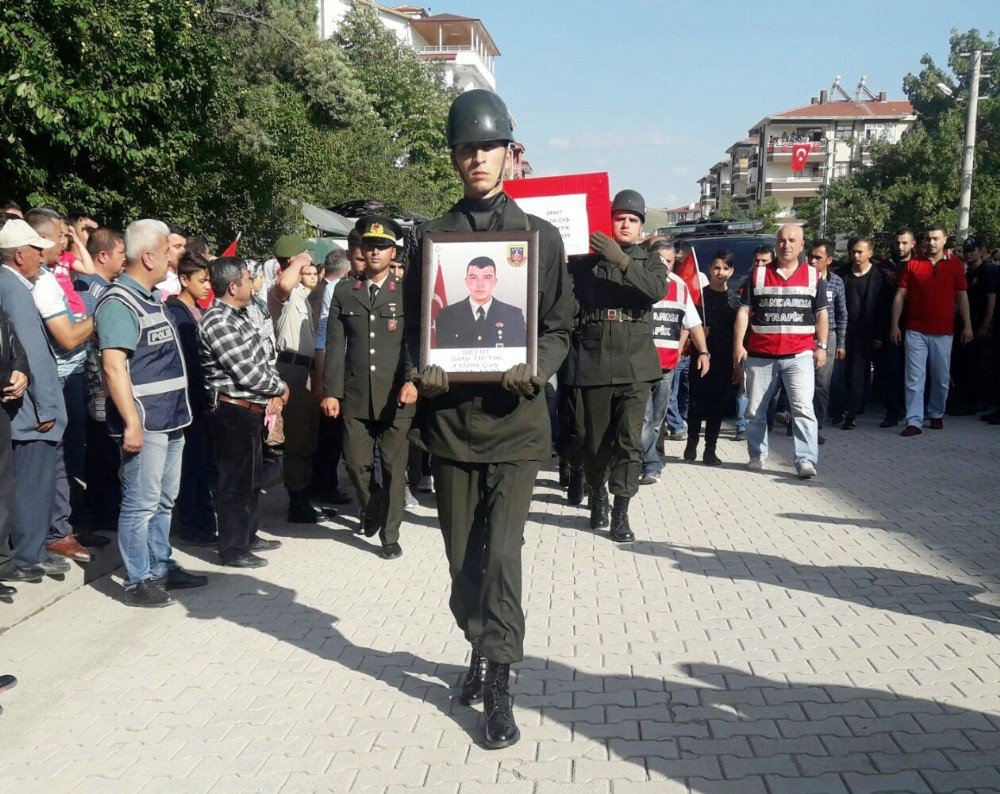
[819,130,836,237]
[956,50,988,243]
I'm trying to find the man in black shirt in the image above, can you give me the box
[874,229,914,426]
[685,250,738,465]
[951,236,997,415]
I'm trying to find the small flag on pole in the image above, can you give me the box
[675,247,703,308]
[220,232,241,258]
[431,254,447,346]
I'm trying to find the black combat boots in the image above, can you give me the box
[589,488,610,529]
[483,662,520,749]
[287,491,318,524]
[459,645,487,705]
[567,466,585,506]
[703,445,721,466]
[609,496,635,543]
[558,459,571,488]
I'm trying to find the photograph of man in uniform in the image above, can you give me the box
[434,256,526,349]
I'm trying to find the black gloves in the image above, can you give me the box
[500,364,545,397]
[410,365,449,398]
[589,231,630,269]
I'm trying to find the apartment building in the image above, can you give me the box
[317,1,499,92]
[700,80,916,223]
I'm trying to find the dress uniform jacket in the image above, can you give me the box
[325,274,414,422]
[435,297,527,349]
[566,245,668,386]
[404,194,573,463]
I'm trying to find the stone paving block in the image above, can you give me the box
[574,758,648,783]
[765,773,850,794]
[920,767,1000,792]
[684,775,768,793]
[841,770,933,793]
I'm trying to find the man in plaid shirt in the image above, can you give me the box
[199,257,289,568]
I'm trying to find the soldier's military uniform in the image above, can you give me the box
[325,216,413,558]
[567,190,668,541]
[404,89,573,751]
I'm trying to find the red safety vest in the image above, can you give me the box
[747,263,818,357]
[652,274,688,370]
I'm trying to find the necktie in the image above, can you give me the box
[476,306,485,324]
[369,283,379,303]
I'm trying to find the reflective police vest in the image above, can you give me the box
[651,273,688,371]
[747,263,818,356]
[97,284,192,436]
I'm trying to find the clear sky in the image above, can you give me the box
[435,0,996,209]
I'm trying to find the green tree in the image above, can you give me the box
[820,29,1000,244]
[1,0,220,221]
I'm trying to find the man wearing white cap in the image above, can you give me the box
[0,219,69,582]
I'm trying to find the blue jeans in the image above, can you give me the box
[904,330,952,426]
[736,381,748,431]
[118,429,184,588]
[666,357,689,431]
[639,369,675,472]
[744,353,819,466]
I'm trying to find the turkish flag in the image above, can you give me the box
[220,232,241,258]
[674,248,703,308]
[791,144,810,173]
[430,258,447,346]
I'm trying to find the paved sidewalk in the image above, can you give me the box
[2,415,1000,793]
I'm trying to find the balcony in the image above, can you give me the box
[415,46,497,91]
[766,140,828,163]
[764,175,823,195]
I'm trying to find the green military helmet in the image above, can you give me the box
[611,190,646,223]
[447,89,515,148]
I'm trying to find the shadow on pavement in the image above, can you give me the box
[627,542,1000,635]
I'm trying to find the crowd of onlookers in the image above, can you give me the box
[0,199,417,607]
[633,226,999,475]
[1,195,996,607]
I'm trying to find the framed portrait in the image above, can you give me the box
[421,231,539,382]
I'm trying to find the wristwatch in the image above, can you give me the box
[815,341,828,351]
[697,351,710,358]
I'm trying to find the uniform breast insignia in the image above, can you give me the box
[388,280,398,292]
[506,244,526,268]
[352,280,362,290]
[387,319,398,332]
[607,309,619,321]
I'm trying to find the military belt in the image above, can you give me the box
[584,308,643,323]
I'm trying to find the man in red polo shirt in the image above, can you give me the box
[889,224,973,436]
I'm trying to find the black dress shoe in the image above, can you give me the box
[0,674,17,693]
[879,416,899,428]
[841,417,856,430]
[483,662,520,750]
[152,566,208,590]
[459,646,487,705]
[381,542,402,560]
[37,556,71,574]
[0,583,16,597]
[124,580,175,608]
[2,565,45,583]
[702,448,721,466]
[220,552,268,569]
[250,538,282,552]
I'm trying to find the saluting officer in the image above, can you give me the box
[567,190,668,542]
[404,89,573,750]
[321,216,416,559]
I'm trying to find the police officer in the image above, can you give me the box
[404,89,572,749]
[321,216,415,559]
[567,190,668,542]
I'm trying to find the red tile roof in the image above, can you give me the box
[772,100,914,120]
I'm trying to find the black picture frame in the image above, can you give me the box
[420,231,539,383]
